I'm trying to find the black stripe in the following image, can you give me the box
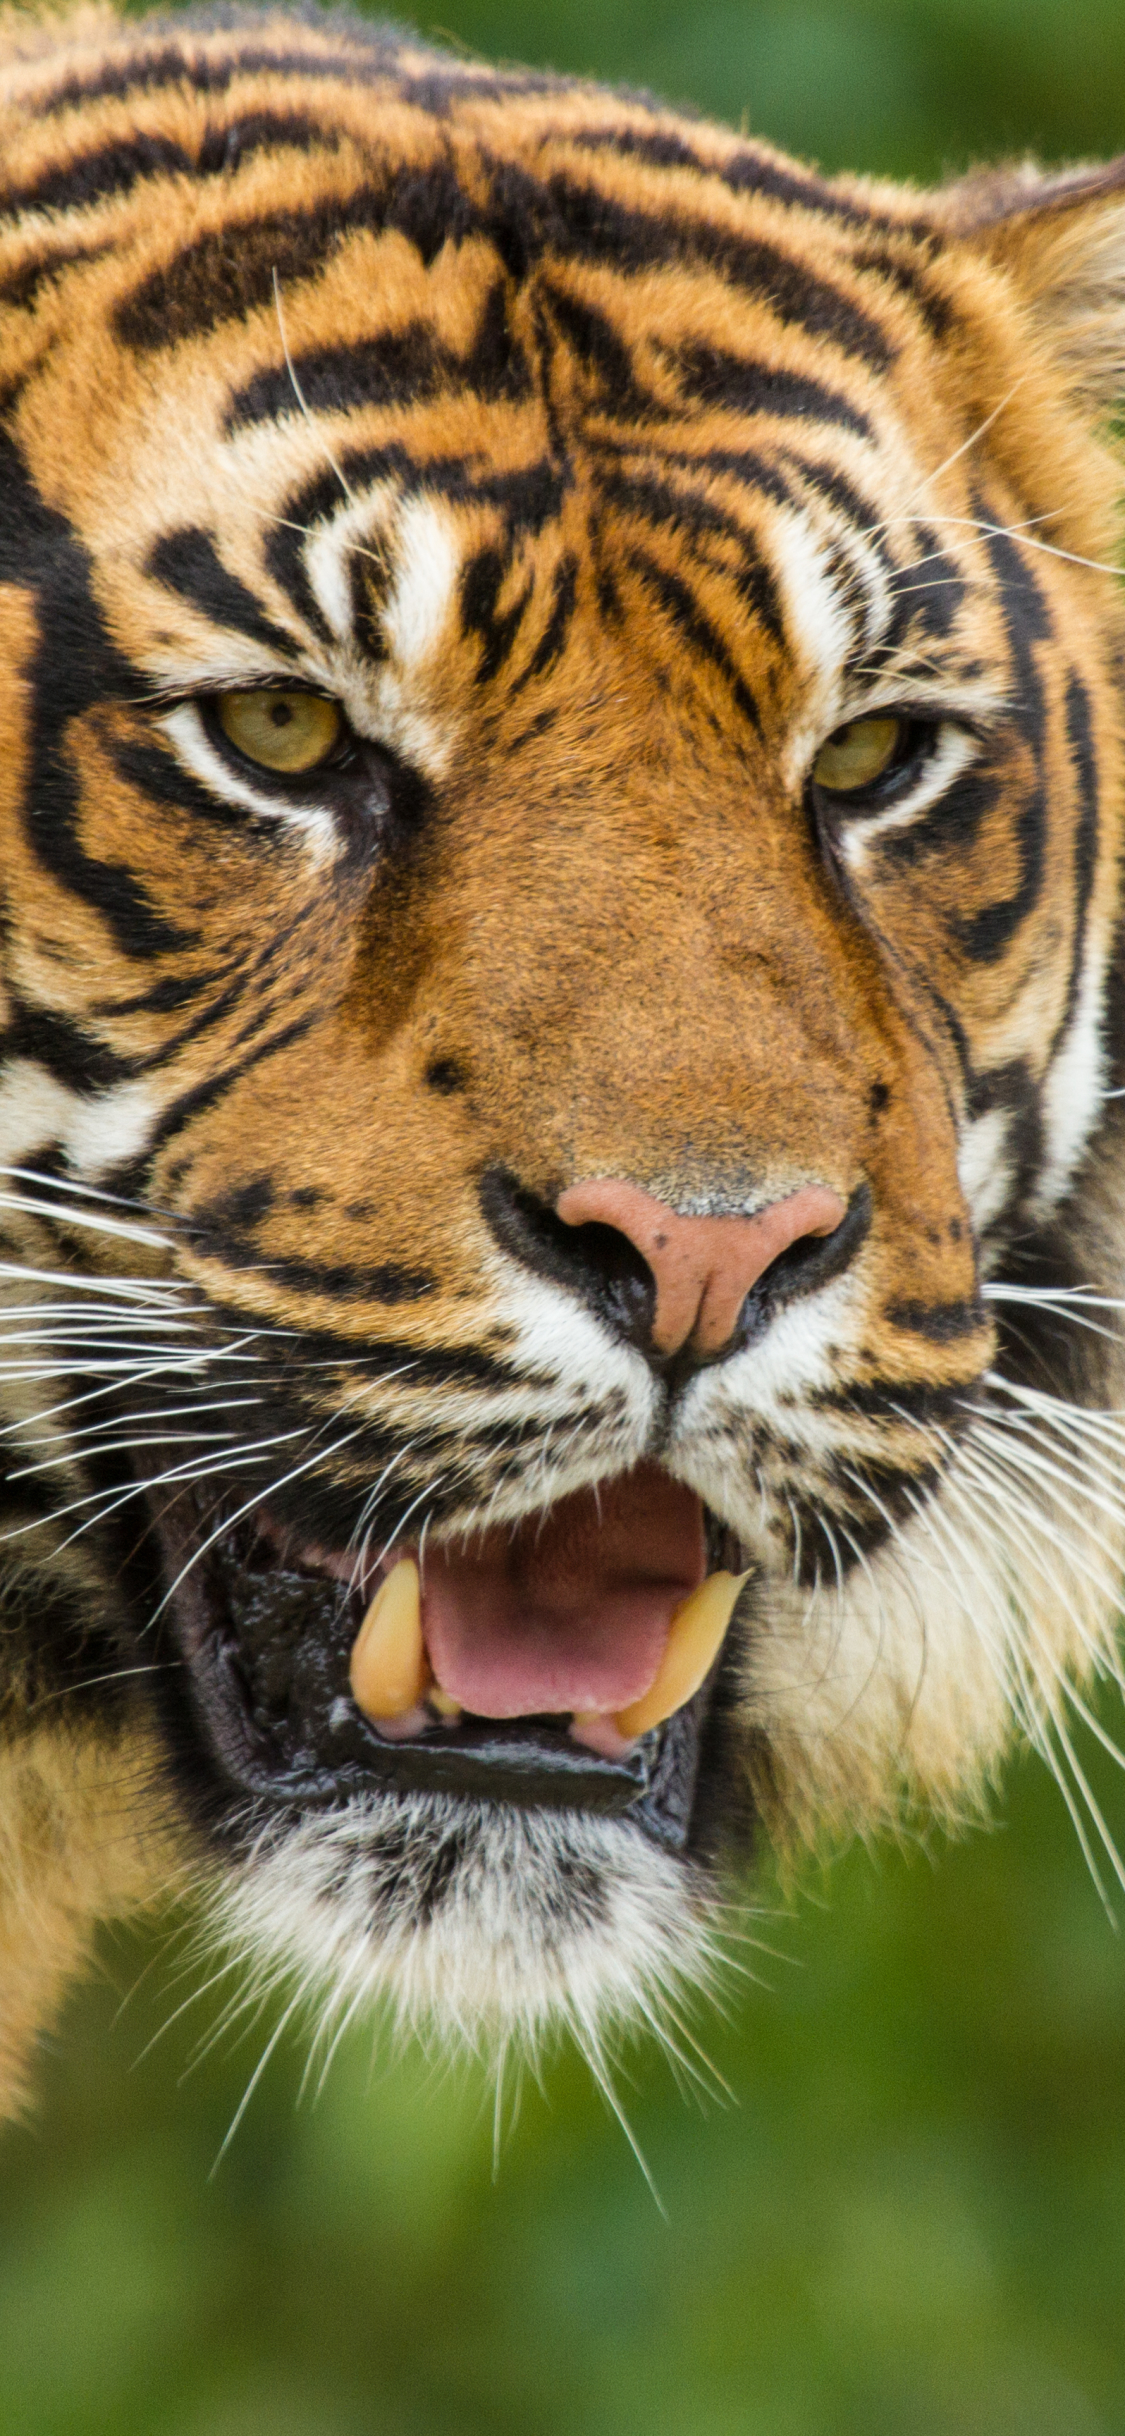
[42,41,247,113]
[264,452,567,644]
[778,450,884,557]
[232,325,446,428]
[849,245,954,341]
[139,1012,317,1164]
[226,278,530,429]
[3,131,192,217]
[954,523,1051,962]
[508,708,560,751]
[965,1057,1045,1223]
[541,283,662,424]
[212,109,329,171]
[628,548,763,731]
[187,1231,435,1303]
[598,465,784,644]
[872,526,966,662]
[0,1000,133,1092]
[39,38,401,117]
[113,156,497,350]
[812,1378,969,1427]
[0,116,331,223]
[460,550,533,683]
[666,343,871,437]
[263,467,340,646]
[92,964,240,1017]
[204,1304,541,1396]
[0,239,110,309]
[885,1297,986,1342]
[567,125,712,176]
[570,123,861,217]
[0,429,196,958]
[114,189,390,350]
[718,146,922,233]
[86,917,265,1073]
[347,552,388,665]
[876,763,1005,866]
[1051,670,1101,1055]
[601,435,800,518]
[147,528,297,655]
[514,553,578,684]
[532,171,895,367]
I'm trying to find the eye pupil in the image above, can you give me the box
[812,715,904,796]
[215,688,343,774]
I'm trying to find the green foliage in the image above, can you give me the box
[407,0,1125,180]
[5,1733,1125,2434]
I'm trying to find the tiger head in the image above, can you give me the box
[2,7,1125,2105]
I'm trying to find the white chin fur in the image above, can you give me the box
[211,1791,718,2061]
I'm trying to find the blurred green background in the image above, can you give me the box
[7,2,1125,2430]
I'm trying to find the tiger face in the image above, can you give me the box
[2,6,1125,2109]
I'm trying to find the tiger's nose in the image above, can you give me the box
[555,1178,848,1358]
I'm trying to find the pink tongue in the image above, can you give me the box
[421,1462,706,1719]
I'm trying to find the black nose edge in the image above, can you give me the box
[479,1168,872,1378]
[480,1166,658,1352]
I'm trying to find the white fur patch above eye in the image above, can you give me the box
[772,514,855,779]
[382,498,461,670]
[300,483,395,645]
[280,488,461,780]
[299,486,459,672]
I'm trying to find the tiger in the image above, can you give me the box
[1,0,1125,2121]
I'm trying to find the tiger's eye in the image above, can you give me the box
[812,715,903,794]
[216,689,344,774]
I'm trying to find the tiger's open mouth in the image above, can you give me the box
[152,1464,749,1855]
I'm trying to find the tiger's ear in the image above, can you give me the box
[944,157,1125,409]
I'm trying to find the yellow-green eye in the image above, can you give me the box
[216,688,344,774]
[812,715,903,795]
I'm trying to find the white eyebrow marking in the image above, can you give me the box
[381,497,461,668]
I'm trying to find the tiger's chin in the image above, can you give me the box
[144,1467,751,2053]
[212,1792,720,2065]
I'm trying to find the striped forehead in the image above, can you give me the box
[127,380,985,756]
[224,298,985,741]
[8,71,998,738]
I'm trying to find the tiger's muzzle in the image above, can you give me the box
[148,1463,747,1854]
[136,1176,873,1858]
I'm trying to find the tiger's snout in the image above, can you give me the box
[554,1177,849,1356]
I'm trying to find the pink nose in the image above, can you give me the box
[555,1178,848,1357]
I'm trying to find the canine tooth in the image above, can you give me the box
[571,1712,634,1759]
[613,1570,749,1739]
[428,1685,462,1721]
[349,1558,428,1720]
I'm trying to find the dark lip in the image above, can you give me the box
[149,1485,732,1852]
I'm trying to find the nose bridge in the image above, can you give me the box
[556,1178,848,1356]
[431,763,870,1188]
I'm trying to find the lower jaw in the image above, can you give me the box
[149,1484,744,1856]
